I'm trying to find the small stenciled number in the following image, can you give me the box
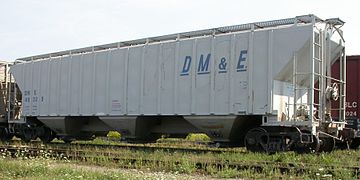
[24,90,31,96]
[346,111,357,117]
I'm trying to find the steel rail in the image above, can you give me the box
[1,140,247,154]
[0,144,359,177]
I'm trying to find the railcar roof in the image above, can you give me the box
[16,14,344,62]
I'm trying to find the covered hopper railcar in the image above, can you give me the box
[0,15,351,152]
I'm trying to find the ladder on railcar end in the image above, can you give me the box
[309,22,346,137]
[311,29,324,124]
[327,18,346,123]
[325,49,346,122]
[319,21,346,124]
[290,26,325,134]
[0,63,9,121]
[2,63,23,126]
[337,50,346,122]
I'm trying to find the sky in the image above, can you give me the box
[0,0,358,61]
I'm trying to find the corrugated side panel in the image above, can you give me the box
[11,24,314,117]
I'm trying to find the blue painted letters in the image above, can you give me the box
[180,49,247,76]
[180,56,192,76]
[218,57,227,73]
[236,50,248,72]
[197,54,211,74]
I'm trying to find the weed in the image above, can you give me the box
[215,165,241,178]
[174,157,196,174]
[185,133,211,142]
[106,131,121,140]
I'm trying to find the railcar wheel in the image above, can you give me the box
[319,138,335,152]
[21,128,33,143]
[244,127,269,153]
[0,135,13,142]
[0,127,13,142]
[294,135,320,153]
[1,134,13,142]
[39,127,55,143]
[350,138,360,149]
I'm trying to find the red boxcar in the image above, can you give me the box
[344,56,360,119]
[332,55,360,138]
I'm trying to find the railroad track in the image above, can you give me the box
[1,139,247,154]
[0,144,359,177]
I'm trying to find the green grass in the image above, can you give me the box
[0,158,131,180]
[1,140,360,179]
[76,149,360,178]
